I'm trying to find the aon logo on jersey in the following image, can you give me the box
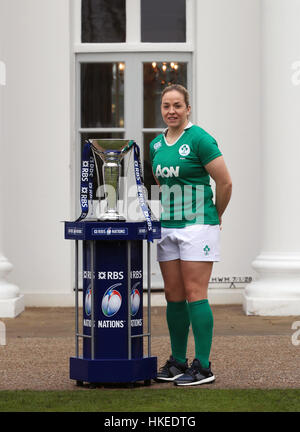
[155,165,180,178]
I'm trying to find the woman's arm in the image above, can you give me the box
[204,156,232,227]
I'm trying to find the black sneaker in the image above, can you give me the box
[174,358,215,386]
[155,356,188,382]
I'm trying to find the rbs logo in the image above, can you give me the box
[98,271,124,280]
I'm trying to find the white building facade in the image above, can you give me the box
[0,0,299,315]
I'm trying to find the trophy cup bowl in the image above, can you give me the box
[90,139,131,221]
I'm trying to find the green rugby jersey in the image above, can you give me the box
[149,123,222,228]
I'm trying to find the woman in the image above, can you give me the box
[149,84,232,386]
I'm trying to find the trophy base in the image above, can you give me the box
[98,213,126,222]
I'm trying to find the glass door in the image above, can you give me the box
[76,52,192,285]
[140,53,191,287]
[142,58,190,200]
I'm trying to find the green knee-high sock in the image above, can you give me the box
[166,300,190,364]
[188,299,214,369]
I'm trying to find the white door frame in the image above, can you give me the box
[75,51,192,287]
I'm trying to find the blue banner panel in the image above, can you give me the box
[64,221,161,241]
[82,240,143,360]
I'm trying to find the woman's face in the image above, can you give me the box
[161,90,191,130]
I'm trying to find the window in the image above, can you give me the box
[81,62,124,128]
[80,61,125,199]
[143,61,188,129]
[143,61,188,195]
[77,2,192,212]
[77,53,190,205]
[141,0,186,43]
[82,0,126,43]
[80,0,187,44]
[75,1,193,283]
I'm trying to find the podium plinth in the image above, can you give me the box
[64,220,161,386]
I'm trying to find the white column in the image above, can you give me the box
[243,0,300,315]
[0,60,24,317]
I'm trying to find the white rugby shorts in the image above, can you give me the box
[157,224,220,262]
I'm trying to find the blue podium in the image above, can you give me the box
[64,220,161,386]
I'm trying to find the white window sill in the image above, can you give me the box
[73,43,194,54]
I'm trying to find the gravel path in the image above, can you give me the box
[0,306,299,390]
[0,335,299,390]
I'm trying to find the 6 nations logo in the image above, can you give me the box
[84,281,143,329]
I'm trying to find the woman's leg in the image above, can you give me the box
[180,261,214,369]
[180,261,213,302]
[159,260,190,364]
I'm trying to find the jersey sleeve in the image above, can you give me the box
[194,133,222,166]
[149,135,162,166]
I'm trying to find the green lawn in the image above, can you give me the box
[0,389,299,412]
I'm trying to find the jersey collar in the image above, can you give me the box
[163,121,193,135]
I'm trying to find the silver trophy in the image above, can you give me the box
[90,139,131,221]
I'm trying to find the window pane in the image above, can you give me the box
[141,0,186,42]
[144,62,187,128]
[81,132,124,199]
[143,132,159,197]
[81,62,125,128]
[82,0,126,43]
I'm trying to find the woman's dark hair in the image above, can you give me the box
[161,84,190,107]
